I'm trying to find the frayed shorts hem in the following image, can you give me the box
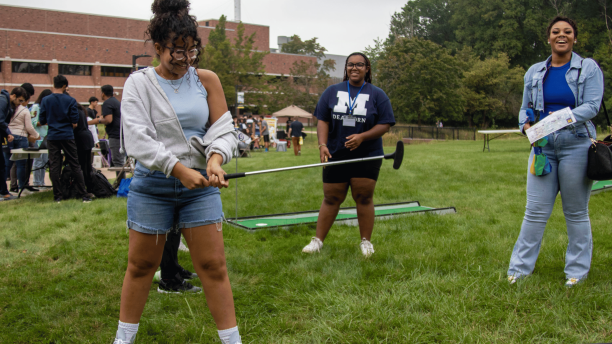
[127,217,224,235]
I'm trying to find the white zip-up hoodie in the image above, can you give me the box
[120,67,238,177]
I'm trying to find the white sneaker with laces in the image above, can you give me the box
[360,238,375,257]
[302,237,323,253]
[507,276,518,284]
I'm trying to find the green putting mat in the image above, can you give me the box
[592,180,612,194]
[227,202,457,230]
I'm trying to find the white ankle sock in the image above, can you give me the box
[218,326,240,344]
[115,321,139,343]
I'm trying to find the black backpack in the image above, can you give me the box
[59,164,79,200]
[89,169,117,198]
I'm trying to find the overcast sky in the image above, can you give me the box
[0,0,407,56]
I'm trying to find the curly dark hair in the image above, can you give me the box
[146,0,203,71]
[343,52,372,84]
[546,16,578,40]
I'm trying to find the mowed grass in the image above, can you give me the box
[2,136,612,343]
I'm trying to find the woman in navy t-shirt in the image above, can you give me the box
[507,16,604,287]
[302,52,395,257]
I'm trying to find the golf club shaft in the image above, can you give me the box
[223,155,386,180]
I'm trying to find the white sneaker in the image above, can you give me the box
[507,276,518,284]
[178,240,189,252]
[360,238,375,257]
[302,237,323,253]
[566,277,581,287]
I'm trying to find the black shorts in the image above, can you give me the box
[322,159,382,183]
[263,134,269,143]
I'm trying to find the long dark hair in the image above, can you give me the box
[146,0,203,71]
[35,89,52,105]
[343,52,372,84]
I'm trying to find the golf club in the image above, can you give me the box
[209,140,404,181]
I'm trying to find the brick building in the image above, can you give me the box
[0,4,316,109]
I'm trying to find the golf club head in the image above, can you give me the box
[393,141,404,169]
[383,141,405,170]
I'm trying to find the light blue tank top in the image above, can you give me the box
[154,67,209,140]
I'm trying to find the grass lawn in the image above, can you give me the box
[2,136,612,343]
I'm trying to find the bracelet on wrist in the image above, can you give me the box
[318,144,327,149]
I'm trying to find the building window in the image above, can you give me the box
[0,61,2,72]
[205,21,209,26]
[59,64,92,76]
[12,62,49,74]
[101,66,132,77]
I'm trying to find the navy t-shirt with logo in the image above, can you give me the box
[314,82,395,161]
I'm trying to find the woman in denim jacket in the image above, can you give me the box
[507,16,604,287]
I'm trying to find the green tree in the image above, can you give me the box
[268,35,336,114]
[200,15,270,112]
[377,38,464,125]
[280,35,327,59]
[460,53,524,128]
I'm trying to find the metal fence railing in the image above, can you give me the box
[390,125,477,141]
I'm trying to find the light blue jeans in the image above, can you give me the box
[32,153,48,186]
[508,125,594,280]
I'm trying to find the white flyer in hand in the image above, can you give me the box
[525,107,577,144]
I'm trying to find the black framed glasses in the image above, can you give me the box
[347,62,366,69]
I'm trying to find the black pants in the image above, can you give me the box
[77,149,93,193]
[160,230,184,280]
[47,139,88,200]
[0,139,8,195]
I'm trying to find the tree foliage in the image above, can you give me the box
[378,38,464,125]
[369,0,612,127]
[199,16,269,111]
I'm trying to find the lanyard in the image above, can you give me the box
[347,81,366,115]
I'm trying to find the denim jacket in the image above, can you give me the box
[519,52,604,138]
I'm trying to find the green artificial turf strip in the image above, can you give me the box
[2,137,612,343]
[233,205,434,229]
[591,180,612,190]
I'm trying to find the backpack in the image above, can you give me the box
[59,164,79,200]
[90,169,117,198]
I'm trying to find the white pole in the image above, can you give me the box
[234,0,241,22]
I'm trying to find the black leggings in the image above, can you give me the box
[160,230,184,280]
[77,149,92,193]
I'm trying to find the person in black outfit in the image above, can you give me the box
[88,85,123,174]
[39,75,92,203]
[0,89,16,200]
[87,97,99,119]
[74,103,95,193]
[159,231,197,285]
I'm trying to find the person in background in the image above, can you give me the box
[21,83,35,108]
[287,117,303,156]
[90,85,124,173]
[9,92,34,192]
[252,116,260,149]
[4,87,40,193]
[74,103,95,192]
[31,89,52,188]
[87,97,98,119]
[286,118,292,148]
[0,88,16,200]
[507,16,604,287]
[39,75,92,203]
[86,97,100,148]
[260,116,270,152]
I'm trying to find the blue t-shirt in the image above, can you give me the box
[154,67,209,140]
[39,93,79,140]
[543,61,575,119]
[314,82,395,161]
[290,120,303,137]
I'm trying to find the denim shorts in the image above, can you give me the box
[127,162,224,235]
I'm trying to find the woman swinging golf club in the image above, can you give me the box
[302,52,396,257]
[113,1,241,343]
